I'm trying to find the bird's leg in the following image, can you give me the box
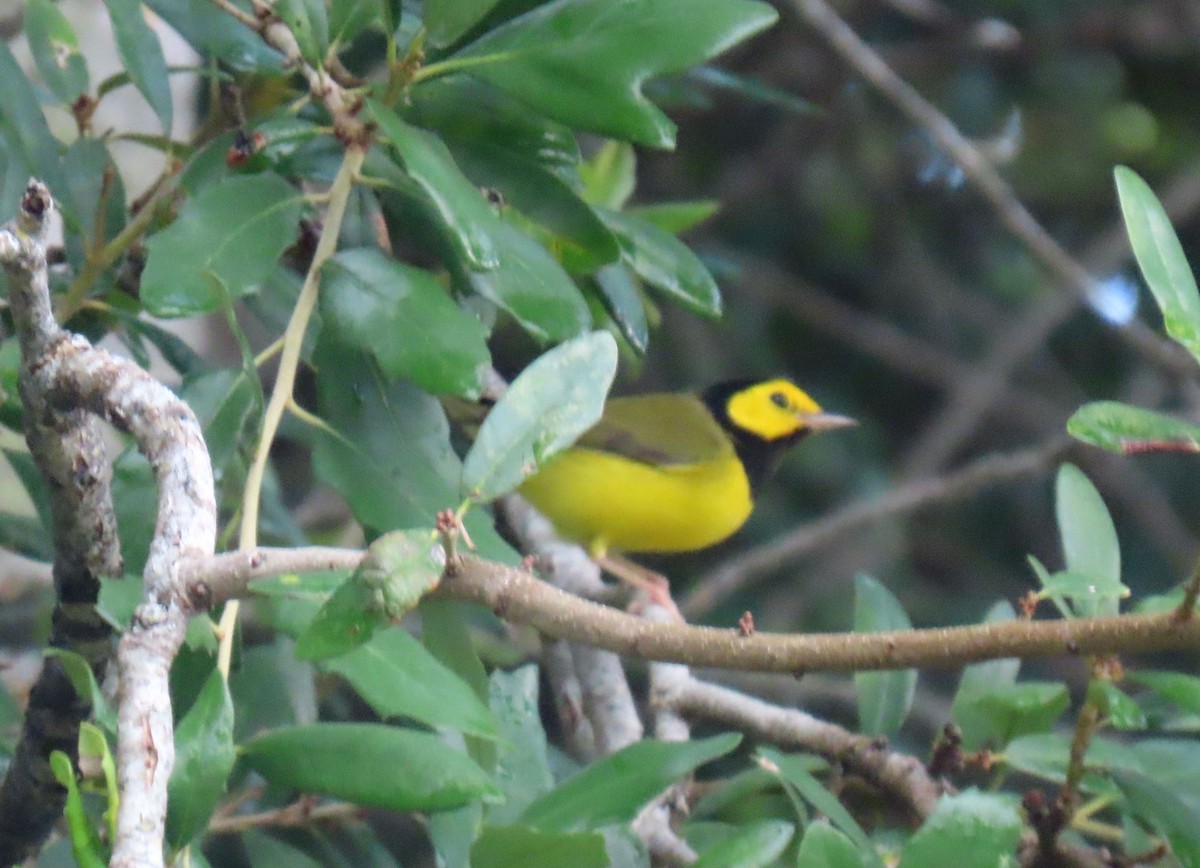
[596,554,684,622]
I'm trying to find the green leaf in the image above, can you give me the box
[1068,401,1200,454]
[593,264,649,354]
[370,100,500,269]
[951,601,1020,750]
[1128,671,1200,717]
[141,174,304,316]
[793,820,866,868]
[166,669,235,850]
[461,331,618,501]
[630,200,719,235]
[425,0,503,47]
[521,733,741,832]
[693,819,793,867]
[0,38,65,198]
[26,0,90,103]
[853,574,917,737]
[1054,463,1122,617]
[45,649,115,734]
[324,627,496,738]
[420,597,495,771]
[1028,558,1129,619]
[462,221,592,342]
[599,207,722,317]
[105,0,174,134]
[579,142,636,210]
[294,571,384,660]
[145,0,285,71]
[758,748,878,865]
[898,790,1022,868]
[487,666,553,824]
[1113,768,1200,868]
[1002,733,1141,786]
[78,723,118,844]
[311,345,516,563]
[276,0,329,64]
[62,137,128,261]
[450,0,779,148]
[1115,166,1200,363]
[242,723,501,811]
[321,248,490,397]
[453,148,621,273]
[971,682,1069,746]
[1088,681,1147,731]
[471,825,608,868]
[50,751,108,868]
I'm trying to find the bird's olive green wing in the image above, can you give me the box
[575,394,732,466]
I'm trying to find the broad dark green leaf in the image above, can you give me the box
[420,597,495,771]
[370,100,500,269]
[1114,769,1200,868]
[26,0,90,103]
[521,733,741,832]
[1115,166,1200,363]
[693,819,793,867]
[328,0,379,45]
[294,571,384,660]
[166,669,235,850]
[324,627,496,738]
[487,666,553,824]
[971,682,1069,746]
[141,174,304,316]
[461,331,618,501]
[62,137,128,264]
[105,0,173,134]
[793,820,865,868]
[1068,401,1200,454]
[311,344,516,563]
[146,0,285,70]
[951,601,1020,750]
[0,38,64,197]
[599,207,721,317]
[425,0,503,47]
[3,449,54,538]
[1089,681,1147,731]
[853,574,917,737]
[1128,671,1200,717]
[321,248,490,397]
[1054,463,1122,617]
[276,0,329,64]
[593,264,649,353]
[471,825,607,868]
[242,723,501,811]
[1130,740,1200,814]
[229,641,310,742]
[1002,733,1141,786]
[898,790,1022,868]
[758,748,878,865]
[463,221,592,342]
[449,0,778,147]
[453,148,620,273]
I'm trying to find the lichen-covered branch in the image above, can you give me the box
[1,182,217,868]
[0,184,123,867]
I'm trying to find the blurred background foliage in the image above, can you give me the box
[624,0,1200,654]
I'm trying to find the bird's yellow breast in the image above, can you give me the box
[517,447,753,555]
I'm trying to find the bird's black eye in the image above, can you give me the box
[770,391,789,409]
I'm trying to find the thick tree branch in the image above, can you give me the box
[0,185,122,865]
[1,182,217,867]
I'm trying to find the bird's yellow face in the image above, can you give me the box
[725,378,826,442]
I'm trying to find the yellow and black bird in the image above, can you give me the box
[516,378,854,559]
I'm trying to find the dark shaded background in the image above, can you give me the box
[620,0,1200,655]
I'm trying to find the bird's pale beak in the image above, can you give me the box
[804,412,857,433]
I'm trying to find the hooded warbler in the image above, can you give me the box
[517,378,854,558]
